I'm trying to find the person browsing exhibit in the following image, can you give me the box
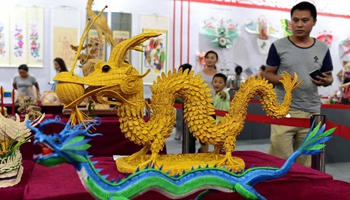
[263,1,334,167]
[52,57,68,91]
[13,64,41,102]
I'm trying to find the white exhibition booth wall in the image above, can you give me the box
[0,0,349,98]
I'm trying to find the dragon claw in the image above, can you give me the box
[137,155,160,171]
[216,154,243,171]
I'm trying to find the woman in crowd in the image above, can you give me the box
[197,50,218,98]
[196,50,219,153]
[13,64,40,102]
[52,57,68,91]
[53,57,68,73]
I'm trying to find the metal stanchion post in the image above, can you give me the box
[145,98,151,117]
[310,114,326,172]
[180,107,190,154]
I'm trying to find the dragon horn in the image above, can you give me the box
[26,120,39,133]
[30,113,46,127]
[108,32,161,66]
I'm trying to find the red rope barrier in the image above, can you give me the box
[326,121,350,140]
[248,99,350,109]
[173,103,350,140]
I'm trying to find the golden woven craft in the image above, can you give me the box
[116,154,245,176]
[53,0,302,175]
[0,150,23,188]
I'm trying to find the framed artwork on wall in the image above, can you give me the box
[139,14,170,85]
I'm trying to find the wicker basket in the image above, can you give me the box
[0,149,23,188]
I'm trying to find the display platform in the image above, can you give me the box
[0,160,34,200]
[20,115,166,160]
[18,151,350,200]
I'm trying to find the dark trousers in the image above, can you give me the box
[187,115,216,153]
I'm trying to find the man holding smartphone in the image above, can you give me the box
[263,1,333,167]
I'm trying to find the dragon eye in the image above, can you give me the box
[54,138,60,143]
[102,65,111,73]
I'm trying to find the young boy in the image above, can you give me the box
[212,73,230,122]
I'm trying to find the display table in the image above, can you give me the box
[22,151,350,200]
[20,115,166,160]
[0,160,34,200]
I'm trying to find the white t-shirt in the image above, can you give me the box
[196,70,215,99]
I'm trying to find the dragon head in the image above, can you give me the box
[26,116,102,166]
[53,33,160,109]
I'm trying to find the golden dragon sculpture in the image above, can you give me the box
[53,0,302,174]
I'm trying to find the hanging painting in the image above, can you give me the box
[245,15,279,54]
[280,19,293,37]
[0,6,10,67]
[86,11,107,61]
[27,7,44,67]
[111,12,132,62]
[316,30,333,46]
[139,14,170,85]
[53,27,78,68]
[88,29,105,61]
[141,28,167,73]
[50,7,80,81]
[10,6,27,67]
[113,30,130,61]
[200,17,240,49]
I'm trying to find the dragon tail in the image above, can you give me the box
[296,120,335,155]
[196,121,335,200]
[274,120,335,178]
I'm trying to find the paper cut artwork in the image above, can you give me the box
[0,20,10,66]
[53,27,78,69]
[245,16,279,54]
[0,23,6,57]
[0,6,10,65]
[200,17,240,48]
[316,30,333,46]
[29,22,40,58]
[13,23,25,58]
[280,19,293,36]
[141,28,167,73]
[26,6,44,67]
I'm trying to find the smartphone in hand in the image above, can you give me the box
[309,69,324,81]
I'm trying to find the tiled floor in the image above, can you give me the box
[165,130,350,183]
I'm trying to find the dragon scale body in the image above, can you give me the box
[70,156,289,200]
[117,69,300,166]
